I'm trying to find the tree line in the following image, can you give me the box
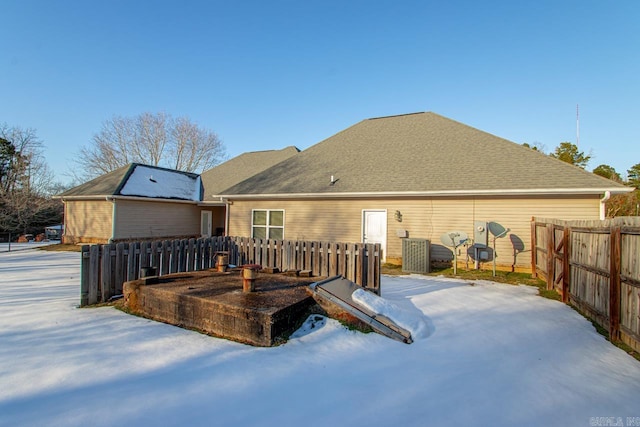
[0,124,64,237]
[523,141,640,217]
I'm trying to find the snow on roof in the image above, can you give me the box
[119,165,201,201]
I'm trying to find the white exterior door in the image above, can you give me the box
[362,210,387,260]
[201,210,212,238]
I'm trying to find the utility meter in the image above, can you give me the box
[474,221,488,248]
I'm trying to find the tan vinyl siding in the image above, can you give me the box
[228,199,374,243]
[227,195,602,269]
[385,195,601,268]
[113,200,200,240]
[63,200,113,243]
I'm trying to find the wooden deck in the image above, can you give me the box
[123,268,321,346]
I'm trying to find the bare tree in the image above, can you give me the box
[169,116,223,172]
[74,112,225,179]
[0,123,56,196]
[0,124,63,235]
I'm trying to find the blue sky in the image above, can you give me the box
[2,0,639,185]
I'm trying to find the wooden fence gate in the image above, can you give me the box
[532,217,640,352]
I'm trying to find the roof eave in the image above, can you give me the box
[217,187,634,200]
[57,195,199,204]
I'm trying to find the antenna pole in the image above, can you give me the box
[576,104,580,148]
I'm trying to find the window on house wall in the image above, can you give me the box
[252,209,284,240]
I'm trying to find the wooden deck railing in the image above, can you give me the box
[80,236,381,306]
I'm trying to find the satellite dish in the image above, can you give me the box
[440,231,469,248]
[440,231,468,275]
[488,222,509,238]
[487,222,510,277]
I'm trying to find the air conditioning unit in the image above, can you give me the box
[402,238,430,273]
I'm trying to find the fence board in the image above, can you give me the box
[533,217,640,351]
[127,242,139,281]
[187,238,195,271]
[178,239,187,272]
[339,243,346,277]
[115,243,126,295]
[100,244,112,302]
[610,227,621,340]
[79,236,381,306]
[139,241,151,271]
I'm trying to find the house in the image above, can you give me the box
[58,164,203,244]
[60,112,631,271]
[57,147,299,244]
[216,112,632,270]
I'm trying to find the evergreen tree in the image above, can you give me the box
[550,142,591,169]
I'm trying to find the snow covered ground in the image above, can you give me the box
[0,241,59,253]
[1,249,639,427]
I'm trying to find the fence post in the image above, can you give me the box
[80,245,90,306]
[100,244,113,302]
[88,245,99,304]
[546,223,554,290]
[609,226,621,342]
[531,217,537,278]
[562,227,571,303]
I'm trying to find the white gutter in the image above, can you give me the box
[197,200,226,207]
[600,191,611,220]
[216,187,633,200]
[58,195,198,204]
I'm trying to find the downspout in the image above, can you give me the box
[221,197,231,236]
[107,197,116,243]
[599,191,611,220]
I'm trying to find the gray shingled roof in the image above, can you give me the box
[58,164,134,197]
[201,146,299,200]
[220,112,631,197]
[58,163,201,200]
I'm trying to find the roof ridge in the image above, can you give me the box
[113,163,137,195]
[368,112,427,120]
[240,146,300,155]
[129,163,200,178]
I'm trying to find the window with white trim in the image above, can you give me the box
[252,209,284,240]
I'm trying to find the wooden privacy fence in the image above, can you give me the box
[532,217,640,352]
[80,236,381,306]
